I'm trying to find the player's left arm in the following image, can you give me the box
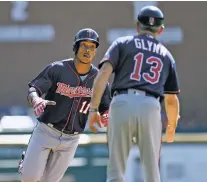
[164,53,180,142]
[164,57,180,124]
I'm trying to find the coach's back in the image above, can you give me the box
[106,34,174,99]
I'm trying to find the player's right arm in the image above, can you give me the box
[164,52,180,143]
[98,82,112,127]
[27,64,57,116]
[89,39,120,133]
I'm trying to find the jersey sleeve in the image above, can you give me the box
[98,39,120,72]
[28,64,56,96]
[99,83,111,114]
[164,53,180,94]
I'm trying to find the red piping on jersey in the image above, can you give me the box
[63,62,81,132]
[31,84,43,96]
[69,71,97,132]
[87,72,97,80]
[63,99,75,131]
[69,97,82,132]
[165,90,180,94]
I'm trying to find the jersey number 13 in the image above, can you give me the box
[130,53,163,84]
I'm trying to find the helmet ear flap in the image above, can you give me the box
[73,43,76,53]
[73,41,80,54]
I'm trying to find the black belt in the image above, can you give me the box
[46,123,79,135]
[113,89,159,99]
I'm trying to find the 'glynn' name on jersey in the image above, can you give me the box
[134,38,167,57]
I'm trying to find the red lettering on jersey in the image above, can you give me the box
[143,56,163,84]
[130,53,163,84]
[56,82,92,98]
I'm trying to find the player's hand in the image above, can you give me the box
[166,125,176,143]
[100,110,109,127]
[32,97,56,116]
[88,111,102,133]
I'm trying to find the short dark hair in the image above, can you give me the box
[137,22,161,33]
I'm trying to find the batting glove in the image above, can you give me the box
[32,97,56,116]
[101,110,109,127]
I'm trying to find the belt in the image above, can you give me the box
[113,89,159,100]
[47,123,79,135]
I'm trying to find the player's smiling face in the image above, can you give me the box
[77,41,97,64]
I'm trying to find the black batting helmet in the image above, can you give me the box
[73,28,99,54]
[137,6,164,27]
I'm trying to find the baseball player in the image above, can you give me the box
[18,28,111,182]
[88,6,180,182]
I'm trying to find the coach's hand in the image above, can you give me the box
[166,125,176,143]
[165,115,180,143]
[32,97,56,117]
[88,111,102,133]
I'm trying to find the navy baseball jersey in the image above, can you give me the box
[29,59,111,133]
[99,34,180,99]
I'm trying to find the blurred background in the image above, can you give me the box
[0,1,206,182]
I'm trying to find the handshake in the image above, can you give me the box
[88,109,109,133]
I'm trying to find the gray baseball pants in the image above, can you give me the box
[106,89,162,182]
[19,122,79,182]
